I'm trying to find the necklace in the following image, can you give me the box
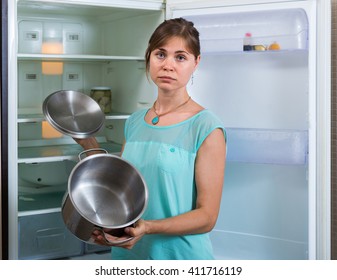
[151,96,191,125]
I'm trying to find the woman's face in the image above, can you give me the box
[149,36,200,93]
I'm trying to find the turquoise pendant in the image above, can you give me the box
[152,116,159,125]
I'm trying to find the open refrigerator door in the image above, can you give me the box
[166,0,331,260]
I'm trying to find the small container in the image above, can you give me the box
[268,41,281,51]
[253,45,267,51]
[243,32,253,51]
[90,87,112,114]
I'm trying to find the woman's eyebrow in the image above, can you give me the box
[156,47,191,55]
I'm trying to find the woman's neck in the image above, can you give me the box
[155,90,189,113]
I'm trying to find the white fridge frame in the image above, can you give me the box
[166,0,331,260]
[7,0,330,259]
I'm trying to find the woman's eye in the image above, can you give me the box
[156,52,165,59]
[176,55,186,61]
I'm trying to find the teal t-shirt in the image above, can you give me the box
[111,109,226,260]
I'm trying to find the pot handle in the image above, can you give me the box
[78,148,108,161]
[94,227,134,246]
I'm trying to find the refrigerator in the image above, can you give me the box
[2,0,331,260]
[1,0,9,260]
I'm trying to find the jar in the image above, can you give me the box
[90,87,112,114]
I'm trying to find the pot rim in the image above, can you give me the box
[66,153,148,229]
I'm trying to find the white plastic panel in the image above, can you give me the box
[19,20,83,55]
[211,229,307,260]
[19,161,75,187]
[212,162,308,260]
[18,61,106,114]
[18,61,43,113]
[18,20,43,53]
[63,23,83,54]
[62,63,84,92]
[189,51,308,130]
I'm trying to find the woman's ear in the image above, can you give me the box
[194,55,201,69]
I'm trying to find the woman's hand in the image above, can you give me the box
[73,137,100,150]
[72,137,102,156]
[92,220,148,249]
[91,229,134,247]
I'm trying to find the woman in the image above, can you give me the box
[76,18,226,260]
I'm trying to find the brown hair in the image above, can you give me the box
[145,18,200,74]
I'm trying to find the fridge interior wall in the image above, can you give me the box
[184,9,309,259]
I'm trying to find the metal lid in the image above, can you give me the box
[42,90,105,139]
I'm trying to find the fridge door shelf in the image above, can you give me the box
[226,128,308,165]
[185,8,308,53]
[199,32,307,54]
[200,48,308,56]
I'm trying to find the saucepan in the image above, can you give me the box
[62,149,148,245]
[43,91,148,245]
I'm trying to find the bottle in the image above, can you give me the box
[243,32,253,51]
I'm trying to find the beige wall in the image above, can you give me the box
[332,0,336,260]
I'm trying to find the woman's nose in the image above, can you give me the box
[162,58,174,70]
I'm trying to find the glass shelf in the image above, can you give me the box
[17,46,308,62]
[18,142,122,163]
[18,112,130,123]
[18,191,65,213]
[17,54,145,62]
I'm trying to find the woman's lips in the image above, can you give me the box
[158,76,175,81]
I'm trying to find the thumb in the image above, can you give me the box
[124,226,136,236]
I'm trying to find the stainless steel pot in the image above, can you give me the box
[62,149,148,245]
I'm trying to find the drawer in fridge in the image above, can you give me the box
[84,243,110,254]
[18,211,83,259]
